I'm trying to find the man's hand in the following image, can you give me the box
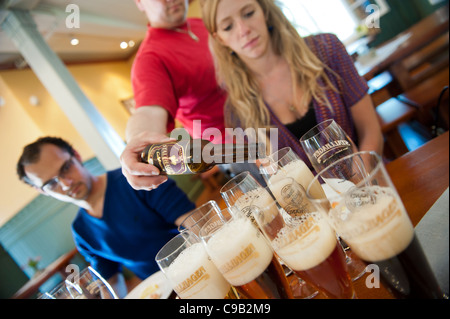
[120,131,175,191]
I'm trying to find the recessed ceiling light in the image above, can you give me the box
[120,41,128,49]
[128,40,135,48]
[29,95,40,106]
[70,38,79,46]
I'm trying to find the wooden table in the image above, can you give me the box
[352,131,449,299]
[387,131,449,227]
[355,5,449,81]
[12,248,78,299]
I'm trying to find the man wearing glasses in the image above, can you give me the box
[16,136,195,297]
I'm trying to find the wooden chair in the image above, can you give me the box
[368,71,403,107]
[431,86,449,137]
[389,31,449,92]
[397,67,449,132]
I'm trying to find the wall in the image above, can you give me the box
[189,0,201,17]
[0,60,134,227]
[0,158,102,298]
[0,0,204,297]
[0,76,43,227]
[370,0,448,47]
[0,0,202,228]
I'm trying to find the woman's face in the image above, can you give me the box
[214,0,271,62]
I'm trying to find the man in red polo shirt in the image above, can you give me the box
[121,0,227,190]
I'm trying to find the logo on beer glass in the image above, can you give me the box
[219,243,259,275]
[174,266,211,295]
[313,140,351,164]
[279,184,312,218]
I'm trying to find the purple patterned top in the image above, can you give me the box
[269,33,369,169]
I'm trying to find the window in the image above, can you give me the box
[279,0,359,42]
[278,0,389,44]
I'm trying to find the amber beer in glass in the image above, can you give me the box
[259,147,326,200]
[252,178,355,299]
[199,213,294,299]
[308,151,444,298]
[156,231,236,299]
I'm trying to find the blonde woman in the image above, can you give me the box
[201,0,383,168]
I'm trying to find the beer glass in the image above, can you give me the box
[307,151,444,299]
[155,231,236,299]
[220,171,272,225]
[199,212,294,299]
[300,123,367,280]
[259,147,326,200]
[65,266,119,299]
[299,119,358,173]
[178,200,225,236]
[251,178,356,299]
[39,282,75,299]
[220,171,318,298]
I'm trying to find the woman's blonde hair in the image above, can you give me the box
[200,0,337,132]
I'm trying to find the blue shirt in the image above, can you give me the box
[72,169,195,280]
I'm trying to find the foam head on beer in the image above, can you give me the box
[165,242,231,299]
[200,216,274,287]
[330,186,414,262]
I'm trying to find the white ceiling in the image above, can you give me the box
[0,0,149,70]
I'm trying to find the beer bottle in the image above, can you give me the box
[140,139,260,175]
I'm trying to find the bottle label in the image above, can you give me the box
[146,142,188,175]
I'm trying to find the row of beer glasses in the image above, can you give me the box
[153,121,358,299]
[300,119,443,299]
[155,201,240,299]
[156,119,443,299]
[222,170,356,299]
[156,197,296,299]
[305,150,444,298]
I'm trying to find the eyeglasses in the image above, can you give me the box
[41,156,75,192]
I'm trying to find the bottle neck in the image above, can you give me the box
[214,143,260,164]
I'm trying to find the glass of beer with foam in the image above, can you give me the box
[259,147,326,200]
[65,266,119,299]
[219,171,269,225]
[251,178,356,299]
[220,171,318,299]
[307,151,444,299]
[155,231,236,299]
[264,144,367,282]
[199,212,294,299]
[178,200,227,236]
